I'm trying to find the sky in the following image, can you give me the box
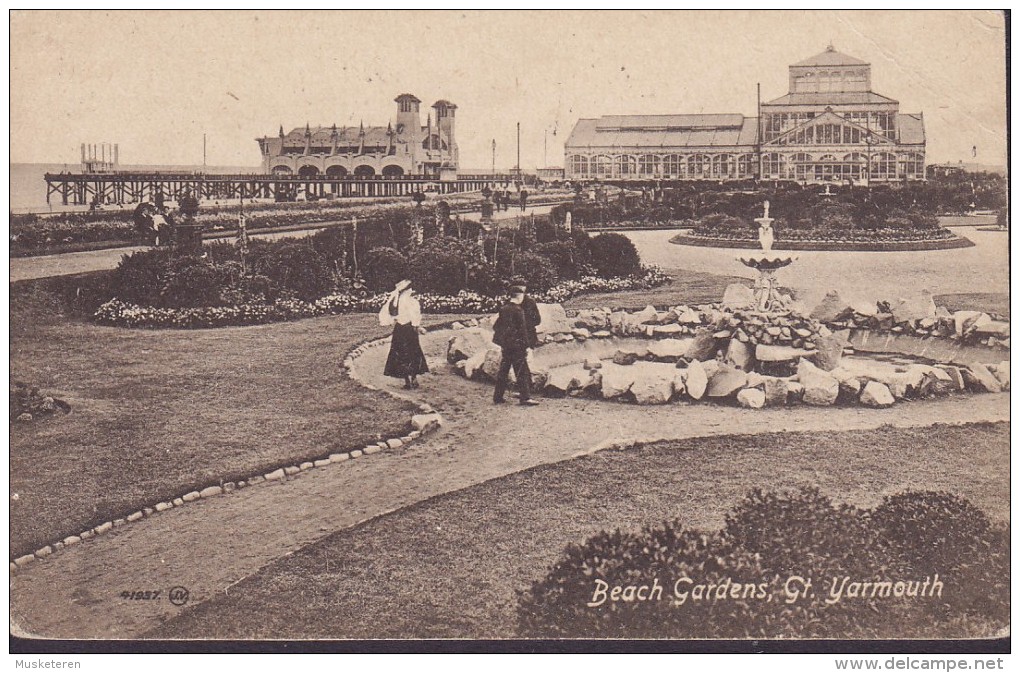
[10,10,1008,169]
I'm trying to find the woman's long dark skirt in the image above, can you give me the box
[384,322,430,378]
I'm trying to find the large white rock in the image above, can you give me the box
[676,308,703,325]
[756,344,815,363]
[599,363,636,399]
[629,363,676,404]
[736,388,766,409]
[991,361,1010,389]
[647,338,690,360]
[962,363,1003,393]
[684,359,708,400]
[706,365,748,398]
[724,339,755,371]
[859,381,895,407]
[481,348,505,380]
[797,359,839,406]
[536,303,574,335]
[544,364,591,394]
[462,349,490,380]
[652,323,684,336]
[722,283,755,309]
[447,330,493,363]
[953,310,990,337]
[574,308,611,331]
[890,290,937,325]
[809,290,853,323]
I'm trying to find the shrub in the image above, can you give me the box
[588,233,642,277]
[519,487,1007,639]
[505,251,559,292]
[108,247,174,306]
[250,240,335,301]
[407,237,485,296]
[159,256,228,308]
[532,240,585,280]
[872,491,1009,622]
[362,247,409,292]
[517,524,772,639]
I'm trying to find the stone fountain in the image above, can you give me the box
[739,200,795,312]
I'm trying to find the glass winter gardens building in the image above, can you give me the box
[564,47,925,184]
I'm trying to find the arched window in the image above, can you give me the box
[614,155,636,177]
[570,155,589,177]
[762,153,785,179]
[711,154,733,179]
[638,154,660,176]
[815,154,839,181]
[687,154,709,178]
[791,152,813,181]
[900,153,924,179]
[271,165,293,175]
[844,153,867,180]
[298,165,320,178]
[381,165,405,177]
[871,152,897,180]
[662,155,683,177]
[353,165,376,178]
[325,165,348,178]
[593,155,612,177]
[737,154,756,178]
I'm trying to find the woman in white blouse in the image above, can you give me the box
[379,279,429,389]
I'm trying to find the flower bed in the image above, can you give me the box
[671,231,975,252]
[10,381,71,422]
[92,268,670,329]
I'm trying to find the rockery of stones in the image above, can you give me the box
[445,289,1009,409]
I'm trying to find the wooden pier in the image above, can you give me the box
[44,172,515,206]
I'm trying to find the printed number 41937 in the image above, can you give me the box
[120,590,161,600]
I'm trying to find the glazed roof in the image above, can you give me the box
[764,91,899,106]
[792,47,869,67]
[567,116,758,148]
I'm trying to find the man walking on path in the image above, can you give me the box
[492,285,539,406]
[519,188,528,212]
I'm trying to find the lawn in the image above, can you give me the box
[9,277,473,559]
[148,422,1009,640]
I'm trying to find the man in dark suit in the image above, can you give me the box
[492,285,539,406]
[520,284,542,350]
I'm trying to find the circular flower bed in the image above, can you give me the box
[447,294,1009,409]
[671,231,974,252]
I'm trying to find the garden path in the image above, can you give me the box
[10,326,1009,639]
[8,205,560,282]
[633,226,1009,309]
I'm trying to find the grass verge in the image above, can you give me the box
[148,422,1009,640]
[9,279,473,558]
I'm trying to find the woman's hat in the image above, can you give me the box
[510,284,527,294]
[394,279,412,293]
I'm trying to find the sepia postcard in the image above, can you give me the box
[8,9,1010,656]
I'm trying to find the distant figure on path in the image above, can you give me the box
[379,279,429,389]
[519,188,528,212]
[492,285,539,406]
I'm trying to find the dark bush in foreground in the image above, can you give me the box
[362,247,409,292]
[588,233,642,278]
[518,488,1008,639]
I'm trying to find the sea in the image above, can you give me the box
[9,163,262,214]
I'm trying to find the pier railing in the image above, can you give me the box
[44,172,517,206]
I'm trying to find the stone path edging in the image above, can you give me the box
[9,329,449,573]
